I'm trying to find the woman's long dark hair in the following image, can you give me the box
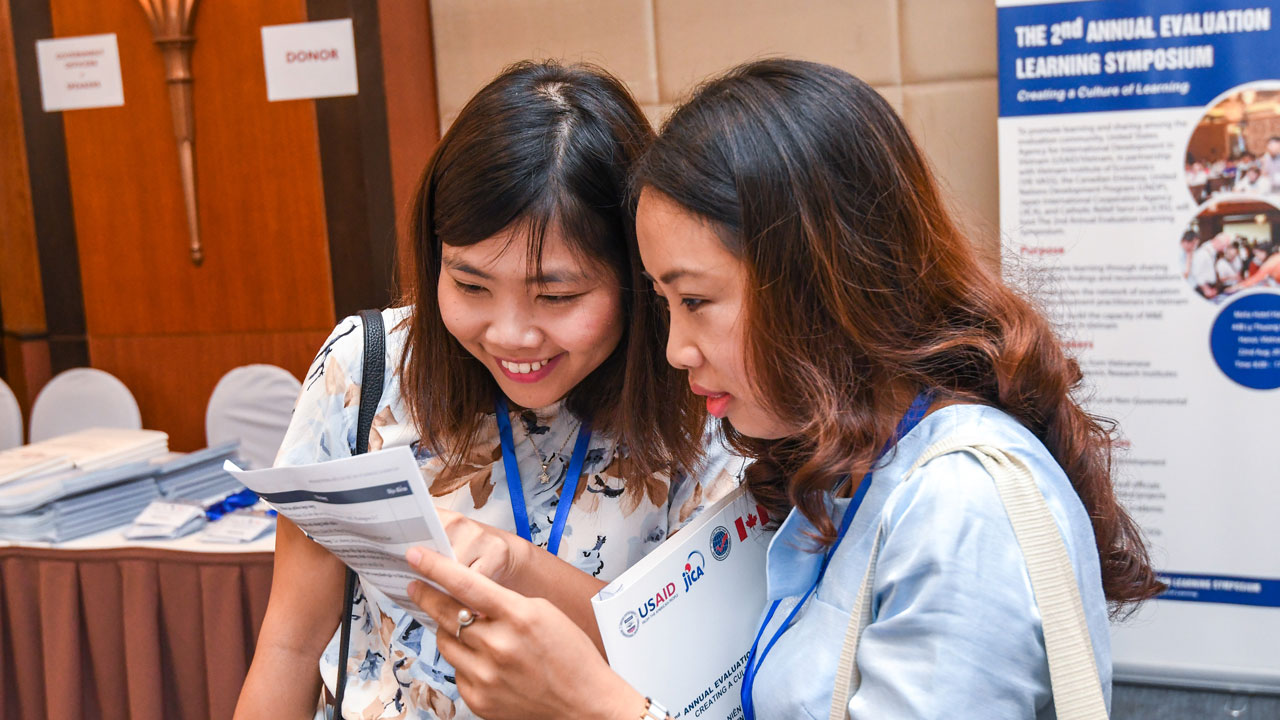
[401,61,703,478]
[633,59,1162,610]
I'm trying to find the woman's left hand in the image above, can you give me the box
[436,507,532,589]
[406,547,645,720]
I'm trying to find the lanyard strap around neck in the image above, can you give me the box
[741,390,934,720]
[494,396,592,557]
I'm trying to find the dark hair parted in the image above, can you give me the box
[400,60,703,478]
[632,58,1162,610]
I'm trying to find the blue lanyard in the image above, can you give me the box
[494,396,593,557]
[740,391,934,720]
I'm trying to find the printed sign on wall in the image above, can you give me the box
[36,33,125,112]
[261,18,358,102]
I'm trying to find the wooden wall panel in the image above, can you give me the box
[7,0,87,379]
[2,336,51,419]
[309,0,398,318]
[0,0,44,336]
[90,331,328,451]
[378,0,440,294]
[49,0,335,337]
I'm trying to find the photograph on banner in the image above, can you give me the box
[1177,196,1280,302]
[1185,83,1280,202]
[997,0,1280,692]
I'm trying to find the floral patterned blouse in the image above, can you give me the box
[275,308,743,720]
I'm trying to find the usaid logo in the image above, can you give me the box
[629,579,678,634]
[619,610,640,637]
[710,525,732,560]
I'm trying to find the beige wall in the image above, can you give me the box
[430,0,999,259]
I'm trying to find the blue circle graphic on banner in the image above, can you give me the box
[1210,292,1280,390]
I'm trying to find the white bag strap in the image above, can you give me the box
[828,436,1108,720]
[827,523,882,720]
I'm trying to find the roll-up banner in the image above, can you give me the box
[997,0,1280,692]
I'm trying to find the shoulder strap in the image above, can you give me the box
[827,524,882,720]
[828,437,1109,720]
[354,309,387,455]
[334,309,387,718]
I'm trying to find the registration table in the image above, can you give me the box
[0,529,276,720]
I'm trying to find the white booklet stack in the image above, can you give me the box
[35,428,169,472]
[0,427,168,488]
[593,486,774,719]
[0,447,74,486]
[0,428,172,541]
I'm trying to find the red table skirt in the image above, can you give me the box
[0,546,273,720]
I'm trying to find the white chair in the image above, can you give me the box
[205,364,302,469]
[0,377,22,450]
[29,368,142,442]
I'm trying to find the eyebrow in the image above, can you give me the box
[443,258,586,285]
[534,269,587,285]
[445,259,493,280]
[642,268,704,284]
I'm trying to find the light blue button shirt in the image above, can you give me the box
[749,404,1111,719]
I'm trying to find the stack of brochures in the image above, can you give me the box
[0,446,75,485]
[150,442,243,502]
[0,428,169,541]
[33,427,170,472]
[0,473,163,541]
[0,429,242,542]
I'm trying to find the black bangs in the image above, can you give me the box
[428,61,640,286]
[503,182,626,289]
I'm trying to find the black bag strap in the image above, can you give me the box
[334,309,386,718]
[354,309,387,457]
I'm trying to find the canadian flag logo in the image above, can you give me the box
[734,503,770,541]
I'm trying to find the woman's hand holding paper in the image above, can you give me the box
[425,509,611,649]
[436,507,532,587]
[406,547,645,720]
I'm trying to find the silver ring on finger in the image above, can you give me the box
[455,607,477,640]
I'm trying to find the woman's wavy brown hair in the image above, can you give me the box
[399,61,703,478]
[632,59,1162,609]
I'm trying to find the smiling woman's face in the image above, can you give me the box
[437,227,624,409]
[636,189,794,440]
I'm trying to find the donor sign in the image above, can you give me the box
[261,18,358,102]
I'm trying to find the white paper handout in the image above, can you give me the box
[225,446,454,625]
[593,485,773,719]
[124,499,206,540]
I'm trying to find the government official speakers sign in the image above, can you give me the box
[998,0,1280,693]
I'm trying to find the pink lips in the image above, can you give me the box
[705,394,731,418]
[495,353,564,384]
[690,383,731,419]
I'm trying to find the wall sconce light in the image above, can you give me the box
[138,0,203,266]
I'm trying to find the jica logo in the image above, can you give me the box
[682,550,706,592]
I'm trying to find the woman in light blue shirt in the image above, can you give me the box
[402,59,1164,719]
[741,403,1112,719]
